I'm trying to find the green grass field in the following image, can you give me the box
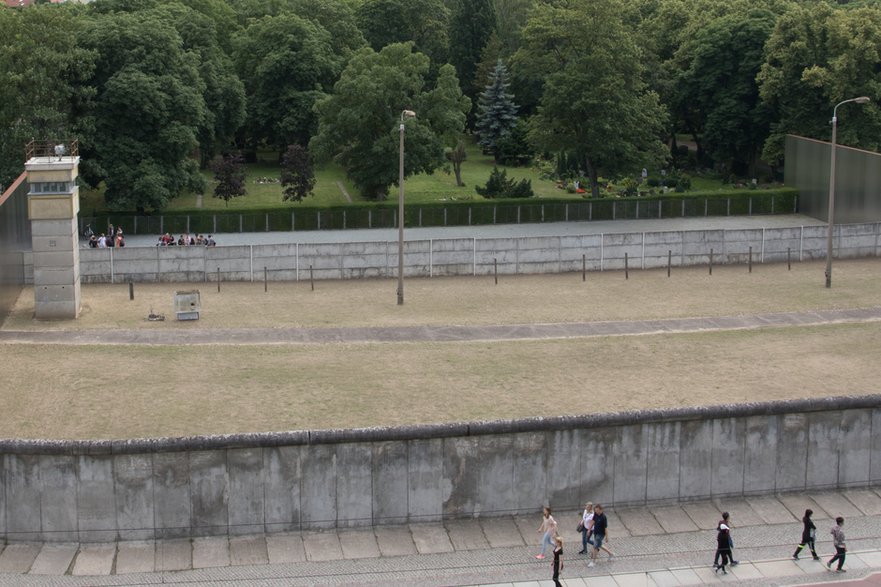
[79,140,762,213]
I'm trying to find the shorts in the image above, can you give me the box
[593,532,605,550]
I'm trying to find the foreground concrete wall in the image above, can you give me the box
[0,396,878,542]
[70,222,881,283]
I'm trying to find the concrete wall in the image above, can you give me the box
[1,396,879,542]
[785,134,881,223]
[68,222,881,284]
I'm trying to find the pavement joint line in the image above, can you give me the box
[0,306,879,347]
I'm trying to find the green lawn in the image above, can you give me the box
[78,140,766,213]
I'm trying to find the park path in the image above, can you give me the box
[1,306,879,346]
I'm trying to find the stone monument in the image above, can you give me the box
[25,140,81,319]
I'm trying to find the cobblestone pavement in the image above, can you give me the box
[1,490,879,586]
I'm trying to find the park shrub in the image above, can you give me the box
[476,166,535,198]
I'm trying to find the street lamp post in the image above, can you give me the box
[398,109,416,305]
[825,96,870,288]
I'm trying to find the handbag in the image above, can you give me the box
[577,521,585,532]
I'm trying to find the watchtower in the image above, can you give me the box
[24,139,81,319]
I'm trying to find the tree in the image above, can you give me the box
[233,14,343,153]
[445,140,468,187]
[447,0,495,116]
[476,60,519,160]
[676,8,776,176]
[356,0,450,67]
[515,0,668,198]
[419,62,471,186]
[0,6,95,188]
[80,9,208,210]
[210,153,246,205]
[475,165,533,198]
[758,2,881,164]
[311,43,470,199]
[280,144,316,202]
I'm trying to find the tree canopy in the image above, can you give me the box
[310,43,469,199]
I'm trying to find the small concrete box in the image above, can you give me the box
[174,290,201,321]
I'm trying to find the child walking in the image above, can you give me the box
[535,506,558,560]
[793,509,820,560]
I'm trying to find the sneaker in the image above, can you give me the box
[578,549,586,555]
[713,565,720,574]
[722,568,728,575]
[730,560,739,566]
[535,554,545,560]
[813,556,821,561]
[836,569,847,573]
[609,555,616,562]
[827,561,832,569]
[793,555,799,560]
[588,561,595,568]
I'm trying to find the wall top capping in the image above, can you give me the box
[1,394,878,456]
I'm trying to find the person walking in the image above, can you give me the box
[713,512,739,567]
[793,509,820,560]
[579,501,594,554]
[827,517,847,572]
[552,536,564,587]
[713,516,732,574]
[535,506,558,560]
[588,504,614,568]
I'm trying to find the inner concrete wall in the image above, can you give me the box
[68,222,881,284]
[1,396,878,542]
[0,174,31,319]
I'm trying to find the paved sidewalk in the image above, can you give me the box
[0,489,879,586]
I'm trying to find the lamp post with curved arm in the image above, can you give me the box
[825,96,870,288]
[398,109,416,305]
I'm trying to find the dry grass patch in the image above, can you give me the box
[1,323,880,439]
[3,258,881,331]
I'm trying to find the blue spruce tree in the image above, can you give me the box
[476,59,518,160]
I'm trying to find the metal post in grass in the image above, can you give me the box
[494,258,498,285]
[310,264,314,291]
[709,249,713,275]
[667,250,672,278]
[217,267,220,292]
[264,267,267,292]
[582,254,586,282]
[788,247,792,271]
[625,252,629,280]
[749,246,753,273]
[129,282,134,301]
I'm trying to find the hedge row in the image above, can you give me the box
[81,188,799,236]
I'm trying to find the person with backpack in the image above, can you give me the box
[793,509,820,560]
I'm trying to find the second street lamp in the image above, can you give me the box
[825,96,870,288]
[398,109,416,305]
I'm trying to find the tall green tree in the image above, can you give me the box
[356,0,450,67]
[758,2,881,164]
[676,8,776,176]
[0,5,95,188]
[311,43,470,199]
[447,0,495,117]
[475,60,518,160]
[233,14,343,153]
[420,63,471,185]
[80,9,207,210]
[515,0,668,198]
[280,144,316,202]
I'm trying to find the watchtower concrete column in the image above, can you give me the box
[25,144,81,319]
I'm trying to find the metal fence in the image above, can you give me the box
[78,192,798,237]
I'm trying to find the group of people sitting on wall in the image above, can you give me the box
[156,233,217,247]
[87,225,124,248]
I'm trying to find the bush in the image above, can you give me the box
[617,177,639,197]
[647,177,661,187]
[476,166,535,199]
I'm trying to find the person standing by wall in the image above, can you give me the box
[793,509,820,560]
[535,507,558,560]
[552,536,564,587]
[588,504,614,568]
[579,501,594,554]
[827,517,847,572]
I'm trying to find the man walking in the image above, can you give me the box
[588,504,615,568]
[827,517,847,572]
